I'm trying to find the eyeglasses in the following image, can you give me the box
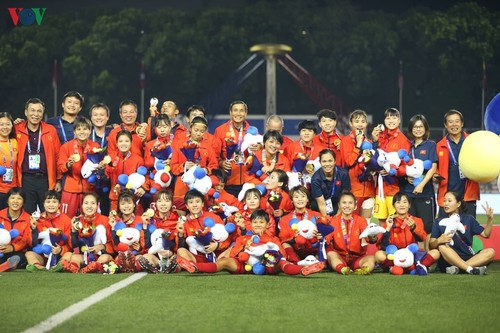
[413,125,425,129]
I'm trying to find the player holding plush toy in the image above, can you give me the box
[170,116,218,211]
[340,109,375,219]
[175,190,236,269]
[25,191,72,272]
[261,170,294,223]
[371,108,411,223]
[229,187,276,237]
[107,190,146,272]
[279,185,323,263]
[144,114,173,173]
[246,130,291,185]
[55,192,113,273]
[57,117,101,217]
[105,130,149,212]
[205,169,243,213]
[374,192,440,274]
[430,191,495,275]
[136,189,181,273]
[325,192,376,275]
[177,209,325,276]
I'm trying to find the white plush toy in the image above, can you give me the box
[396,153,433,187]
[297,255,320,266]
[359,222,386,239]
[244,241,281,268]
[438,213,465,246]
[240,126,263,155]
[377,149,406,176]
[0,226,19,258]
[182,166,213,195]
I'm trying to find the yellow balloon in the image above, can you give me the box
[116,230,123,237]
[458,131,500,183]
[125,183,133,189]
[245,264,252,272]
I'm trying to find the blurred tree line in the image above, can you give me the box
[0,0,498,128]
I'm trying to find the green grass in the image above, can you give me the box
[2,263,500,333]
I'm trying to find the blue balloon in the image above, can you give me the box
[360,141,373,150]
[148,224,156,234]
[194,167,206,179]
[203,217,215,228]
[150,187,157,194]
[252,235,260,244]
[137,166,148,176]
[213,192,220,199]
[408,243,419,254]
[115,222,126,231]
[149,172,155,179]
[88,174,97,183]
[117,174,128,186]
[33,244,43,255]
[288,218,300,227]
[42,244,52,255]
[0,166,6,176]
[485,92,500,135]
[386,244,398,255]
[102,187,109,193]
[10,229,20,239]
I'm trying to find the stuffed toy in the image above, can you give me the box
[81,147,111,192]
[185,217,236,262]
[377,149,407,176]
[297,255,320,266]
[32,228,67,269]
[0,225,19,258]
[208,202,239,220]
[149,141,173,195]
[246,155,266,181]
[102,261,119,274]
[113,221,141,254]
[359,222,386,246]
[117,166,148,194]
[237,183,267,202]
[240,126,263,155]
[438,213,465,246]
[148,228,176,258]
[78,224,107,265]
[181,166,213,195]
[289,216,334,262]
[396,152,433,187]
[386,243,427,275]
[237,235,282,275]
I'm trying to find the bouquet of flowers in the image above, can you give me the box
[181,140,199,162]
[47,228,65,268]
[81,147,111,191]
[79,223,107,265]
[151,141,173,161]
[268,190,282,210]
[224,137,239,175]
[292,152,309,173]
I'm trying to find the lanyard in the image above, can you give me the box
[340,217,353,250]
[1,139,13,169]
[92,129,106,147]
[27,129,42,154]
[446,139,459,166]
[228,121,244,150]
[58,118,75,143]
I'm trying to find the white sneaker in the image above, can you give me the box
[446,266,460,274]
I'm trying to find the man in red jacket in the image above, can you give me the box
[16,98,62,213]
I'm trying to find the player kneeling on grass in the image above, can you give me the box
[326,192,376,275]
[25,191,72,272]
[53,192,114,273]
[176,209,326,276]
[374,192,440,274]
[430,191,495,275]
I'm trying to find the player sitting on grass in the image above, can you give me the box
[325,192,376,275]
[176,209,326,276]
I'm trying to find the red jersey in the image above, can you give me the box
[278,209,322,245]
[312,130,344,166]
[380,215,426,250]
[246,150,291,185]
[106,152,148,202]
[0,208,31,252]
[283,139,320,172]
[229,208,277,237]
[261,188,294,214]
[326,215,369,258]
[144,136,172,170]
[183,211,233,253]
[107,124,145,159]
[34,212,73,255]
[230,233,286,258]
[340,131,375,198]
[72,213,113,254]
[0,139,19,193]
[58,139,101,193]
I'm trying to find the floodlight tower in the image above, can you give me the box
[250,43,292,119]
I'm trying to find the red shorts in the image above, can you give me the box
[61,191,82,218]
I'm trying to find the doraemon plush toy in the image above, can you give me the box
[386,243,427,275]
[359,222,386,246]
[0,225,19,258]
[438,213,465,246]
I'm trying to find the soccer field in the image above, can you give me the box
[2,262,499,333]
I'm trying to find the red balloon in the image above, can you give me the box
[160,173,171,183]
[116,243,129,252]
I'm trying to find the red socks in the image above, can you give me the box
[284,247,300,263]
[420,254,435,268]
[279,261,302,275]
[196,262,218,273]
[335,264,346,274]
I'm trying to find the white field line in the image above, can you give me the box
[22,272,147,333]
